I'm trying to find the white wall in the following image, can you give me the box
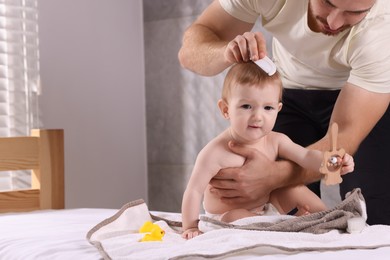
[38,0,147,208]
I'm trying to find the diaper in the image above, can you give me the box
[205,203,280,221]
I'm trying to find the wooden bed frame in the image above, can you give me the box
[0,129,64,213]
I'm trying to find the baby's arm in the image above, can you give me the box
[181,185,203,239]
[277,133,324,172]
[277,133,354,174]
[181,146,222,239]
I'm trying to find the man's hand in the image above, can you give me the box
[178,0,261,76]
[209,141,278,206]
[224,31,267,64]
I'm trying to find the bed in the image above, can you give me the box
[0,129,115,259]
[1,130,390,260]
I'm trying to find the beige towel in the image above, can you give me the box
[87,188,390,260]
[198,188,366,234]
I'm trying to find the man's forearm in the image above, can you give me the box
[178,24,231,76]
[272,159,322,190]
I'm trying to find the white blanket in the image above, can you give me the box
[87,190,390,260]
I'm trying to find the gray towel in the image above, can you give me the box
[196,188,365,234]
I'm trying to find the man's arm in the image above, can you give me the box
[289,82,389,183]
[178,0,266,76]
[286,82,389,182]
[314,83,389,154]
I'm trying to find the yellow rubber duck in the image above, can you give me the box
[139,221,165,242]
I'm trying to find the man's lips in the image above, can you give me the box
[323,25,341,34]
[317,17,343,35]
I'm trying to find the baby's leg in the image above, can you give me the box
[269,185,327,216]
[220,208,257,223]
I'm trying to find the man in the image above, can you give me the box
[178,0,390,225]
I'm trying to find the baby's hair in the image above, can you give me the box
[222,61,283,102]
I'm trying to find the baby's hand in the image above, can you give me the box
[340,153,354,175]
[182,227,203,239]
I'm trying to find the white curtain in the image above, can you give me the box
[0,0,40,190]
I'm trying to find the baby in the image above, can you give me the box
[181,62,354,239]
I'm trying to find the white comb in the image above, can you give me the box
[254,56,277,76]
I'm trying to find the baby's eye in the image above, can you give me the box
[264,106,274,111]
[241,104,252,109]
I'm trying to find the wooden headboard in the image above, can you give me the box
[0,129,64,213]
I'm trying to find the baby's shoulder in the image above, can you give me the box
[266,131,290,143]
[199,131,244,167]
[200,131,231,156]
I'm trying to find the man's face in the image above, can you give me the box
[308,0,376,36]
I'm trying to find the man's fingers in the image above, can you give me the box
[228,140,257,159]
[209,187,240,198]
[226,40,243,63]
[225,31,267,63]
[255,32,267,59]
[249,32,267,60]
[209,186,246,203]
[214,164,242,179]
[235,34,250,62]
[209,176,236,189]
[220,196,247,205]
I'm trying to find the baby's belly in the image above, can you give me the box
[203,185,267,214]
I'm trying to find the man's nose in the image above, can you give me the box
[327,9,345,30]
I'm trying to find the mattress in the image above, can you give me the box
[1,202,390,259]
[0,208,116,259]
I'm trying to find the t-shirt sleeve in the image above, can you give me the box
[347,21,390,93]
[219,0,275,23]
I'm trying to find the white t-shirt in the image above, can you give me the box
[219,0,390,93]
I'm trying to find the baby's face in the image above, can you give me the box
[227,83,281,144]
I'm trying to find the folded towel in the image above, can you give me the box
[86,189,390,260]
[199,188,366,234]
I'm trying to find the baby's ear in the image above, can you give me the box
[278,102,283,112]
[217,99,229,119]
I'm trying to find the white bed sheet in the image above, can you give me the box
[0,208,116,260]
[1,208,390,260]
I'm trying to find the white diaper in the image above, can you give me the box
[205,203,280,221]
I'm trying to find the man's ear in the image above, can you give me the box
[218,99,229,119]
[278,102,283,112]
